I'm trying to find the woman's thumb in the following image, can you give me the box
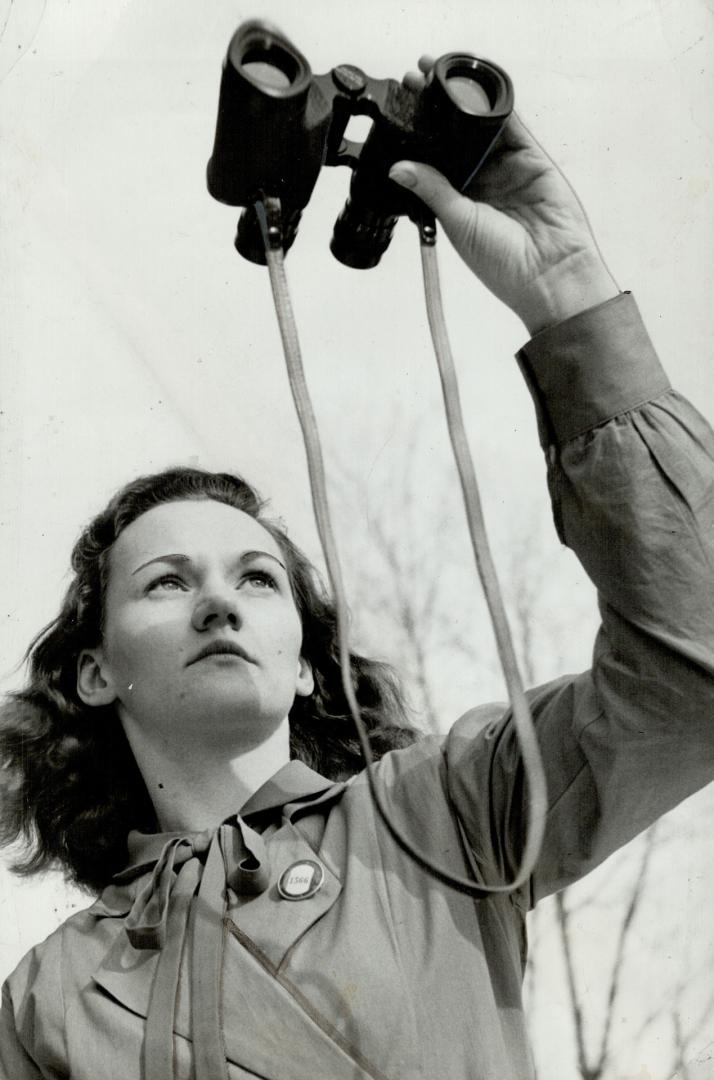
[389,161,465,225]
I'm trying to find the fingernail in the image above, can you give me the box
[389,163,417,189]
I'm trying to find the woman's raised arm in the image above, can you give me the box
[389,89,714,899]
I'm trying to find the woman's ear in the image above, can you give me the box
[77,648,117,707]
[295,656,314,698]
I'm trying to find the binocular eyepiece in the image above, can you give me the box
[207,20,513,268]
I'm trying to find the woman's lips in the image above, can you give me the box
[187,642,254,666]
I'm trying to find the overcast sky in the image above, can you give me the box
[1,1,713,1073]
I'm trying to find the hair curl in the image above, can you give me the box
[0,468,417,892]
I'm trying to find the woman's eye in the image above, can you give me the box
[243,570,277,590]
[147,574,187,593]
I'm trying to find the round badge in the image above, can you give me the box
[277,859,325,901]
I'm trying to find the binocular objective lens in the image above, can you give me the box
[242,60,292,90]
[446,74,492,115]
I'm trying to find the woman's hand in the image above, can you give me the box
[391,58,619,334]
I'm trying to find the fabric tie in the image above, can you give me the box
[117,819,270,1080]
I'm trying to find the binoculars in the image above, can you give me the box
[207,20,513,269]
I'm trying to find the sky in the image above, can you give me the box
[1,1,713,1075]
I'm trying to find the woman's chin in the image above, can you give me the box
[120,687,288,747]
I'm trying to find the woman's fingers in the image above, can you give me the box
[389,160,466,226]
[401,55,436,91]
[401,70,425,91]
[401,54,434,90]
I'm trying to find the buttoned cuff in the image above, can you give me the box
[515,292,671,448]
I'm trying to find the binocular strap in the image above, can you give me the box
[259,197,548,899]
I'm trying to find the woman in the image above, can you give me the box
[1,101,713,1078]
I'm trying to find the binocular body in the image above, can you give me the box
[207,21,514,268]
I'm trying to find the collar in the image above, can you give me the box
[94,760,338,899]
[89,760,345,1080]
[239,759,338,818]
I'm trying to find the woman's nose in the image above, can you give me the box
[191,586,242,631]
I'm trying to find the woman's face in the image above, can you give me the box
[77,498,313,747]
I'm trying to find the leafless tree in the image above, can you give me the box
[329,418,502,732]
[331,426,713,1080]
[552,827,658,1080]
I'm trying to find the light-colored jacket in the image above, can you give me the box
[2,295,713,1079]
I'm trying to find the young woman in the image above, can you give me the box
[1,105,712,1079]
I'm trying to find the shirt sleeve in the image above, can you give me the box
[0,983,44,1080]
[444,292,714,907]
[0,938,67,1080]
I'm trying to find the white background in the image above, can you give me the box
[1,2,713,1077]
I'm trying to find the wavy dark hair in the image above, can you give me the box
[0,468,417,892]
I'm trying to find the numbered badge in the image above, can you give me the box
[277,859,325,901]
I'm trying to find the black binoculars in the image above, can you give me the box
[207,20,513,269]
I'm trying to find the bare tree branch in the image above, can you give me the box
[595,824,658,1070]
[555,890,597,1079]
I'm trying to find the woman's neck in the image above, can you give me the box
[121,715,291,832]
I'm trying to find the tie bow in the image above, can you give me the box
[116,819,270,1080]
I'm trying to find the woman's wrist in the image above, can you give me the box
[514,250,620,337]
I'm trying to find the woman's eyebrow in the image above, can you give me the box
[240,550,287,572]
[132,553,191,576]
[131,550,286,576]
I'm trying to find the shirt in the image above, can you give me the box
[1,293,713,1079]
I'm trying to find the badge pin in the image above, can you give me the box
[277,859,324,901]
